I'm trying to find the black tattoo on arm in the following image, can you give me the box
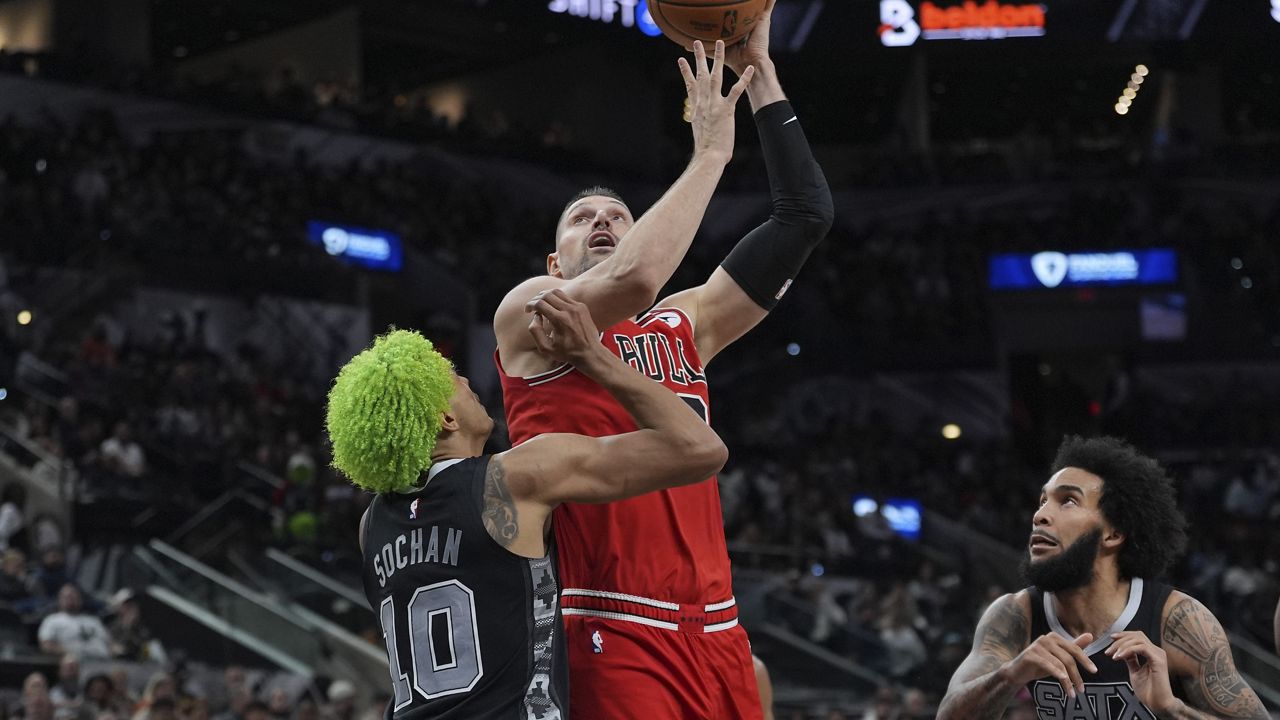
[1164,597,1269,719]
[482,457,519,548]
[937,595,1030,720]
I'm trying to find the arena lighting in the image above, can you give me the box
[1115,64,1148,116]
[941,423,962,440]
[0,389,7,402]
[786,342,801,356]
[16,310,32,325]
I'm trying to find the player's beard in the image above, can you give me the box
[1021,526,1103,593]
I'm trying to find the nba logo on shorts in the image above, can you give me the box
[409,499,419,520]
[591,630,604,654]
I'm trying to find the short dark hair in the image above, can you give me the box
[1051,435,1188,581]
[557,186,627,227]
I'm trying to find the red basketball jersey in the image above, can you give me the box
[498,306,733,609]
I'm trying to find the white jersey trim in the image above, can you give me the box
[562,608,679,632]
[561,588,680,611]
[527,365,575,387]
[561,588,735,615]
[704,597,737,612]
[562,609,740,634]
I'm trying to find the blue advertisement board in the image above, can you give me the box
[307,222,403,272]
[989,249,1177,290]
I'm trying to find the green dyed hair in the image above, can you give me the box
[326,330,456,493]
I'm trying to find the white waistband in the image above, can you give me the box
[562,608,740,634]
[561,588,735,614]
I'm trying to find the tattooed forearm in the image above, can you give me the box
[482,457,519,548]
[937,596,1028,720]
[1166,597,1269,719]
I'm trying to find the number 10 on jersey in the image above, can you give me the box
[379,580,484,708]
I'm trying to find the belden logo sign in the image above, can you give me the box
[879,0,1047,47]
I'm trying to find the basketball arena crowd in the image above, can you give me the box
[1,33,1279,720]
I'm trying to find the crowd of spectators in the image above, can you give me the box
[0,74,1278,717]
[5,658,383,720]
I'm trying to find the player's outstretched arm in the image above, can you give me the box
[487,290,728,555]
[494,41,753,373]
[660,0,834,364]
[1153,593,1269,719]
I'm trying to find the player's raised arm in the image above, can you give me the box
[490,290,728,552]
[495,41,754,373]
[659,0,834,364]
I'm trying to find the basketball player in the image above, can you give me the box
[937,436,1267,720]
[494,0,833,715]
[331,290,728,719]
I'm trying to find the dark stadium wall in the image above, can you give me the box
[174,7,362,93]
[54,0,150,66]
[423,42,668,174]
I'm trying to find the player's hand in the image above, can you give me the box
[677,39,754,165]
[1105,631,1178,714]
[1004,632,1097,700]
[725,0,776,77]
[525,289,605,367]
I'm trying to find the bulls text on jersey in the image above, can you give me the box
[611,332,705,385]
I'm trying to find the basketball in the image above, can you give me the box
[649,0,768,49]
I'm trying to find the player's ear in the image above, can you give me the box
[1101,526,1125,550]
[547,252,563,278]
[440,410,460,434]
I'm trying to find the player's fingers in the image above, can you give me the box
[1061,636,1098,673]
[693,41,708,80]
[537,289,575,312]
[727,65,755,104]
[527,315,554,354]
[711,40,726,86]
[677,57,695,95]
[763,0,777,17]
[1034,652,1077,698]
[1047,645,1085,692]
[527,297,570,326]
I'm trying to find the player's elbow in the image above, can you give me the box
[677,432,729,484]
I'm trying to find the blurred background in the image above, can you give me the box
[0,0,1278,717]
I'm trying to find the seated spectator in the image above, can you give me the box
[34,547,73,600]
[108,589,160,662]
[48,655,83,720]
[81,674,118,718]
[0,548,39,612]
[100,423,145,478]
[38,585,111,658]
[322,683,354,720]
[130,674,175,720]
[0,482,26,552]
[17,673,54,720]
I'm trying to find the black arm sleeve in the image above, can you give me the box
[720,100,834,311]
